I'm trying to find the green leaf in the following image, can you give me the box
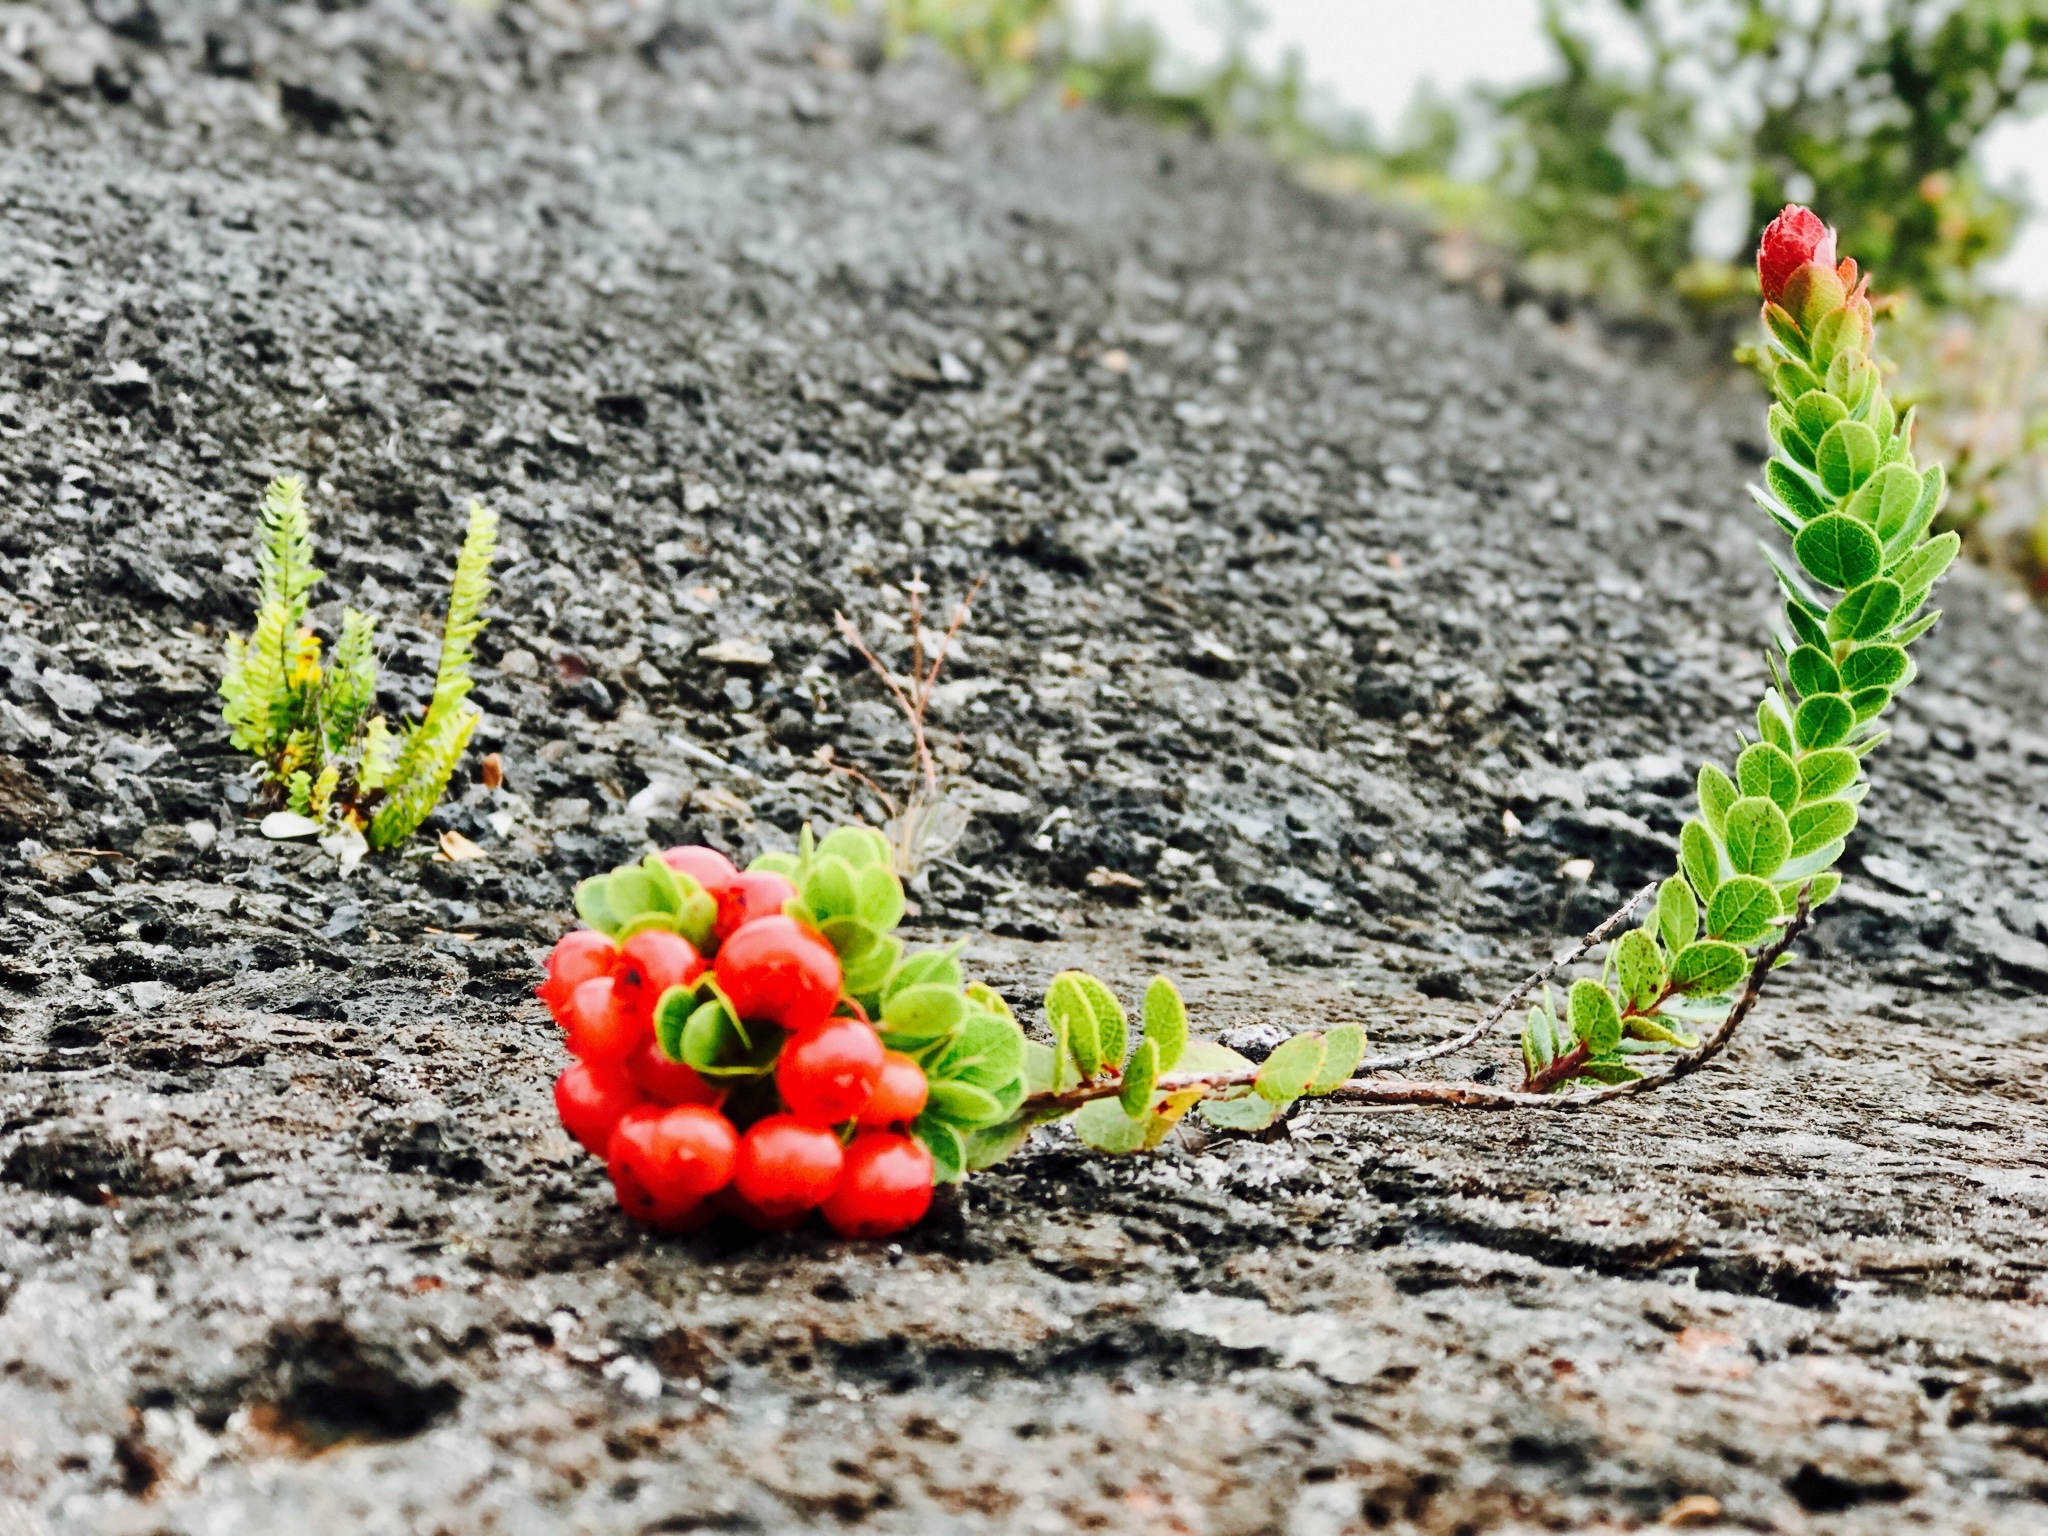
[1568,978,1622,1056]
[748,850,801,878]
[1119,1038,1160,1116]
[1656,875,1699,953]
[912,1110,967,1183]
[818,824,892,868]
[1763,301,1806,358]
[1796,748,1858,802]
[1839,644,1907,692]
[1075,974,1128,1071]
[1570,1055,1647,1087]
[1849,686,1891,723]
[1022,1040,1060,1094]
[1307,1023,1365,1094]
[1756,691,1796,757]
[1827,578,1904,643]
[1890,530,1960,607]
[1680,819,1723,901]
[1697,763,1737,835]
[1844,462,1918,532]
[1670,940,1747,996]
[1196,1091,1283,1134]
[880,984,967,1045]
[1255,1034,1325,1103]
[1522,1006,1555,1076]
[1773,356,1820,400]
[1790,389,1845,447]
[1786,644,1842,699]
[931,1006,1027,1092]
[1736,742,1800,814]
[1766,460,1830,522]
[1793,694,1854,751]
[1140,977,1188,1073]
[652,984,695,1063]
[886,945,965,1001]
[1768,402,1814,467]
[1073,1096,1150,1152]
[961,1119,1032,1172]
[1777,871,1841,913]
[1721,797,1791,878]
[1044,971,1101,1077]
[1614,929,1665,1011]
[680,997,783,1080]
[1815,419,1879,496]
[1624,1013,1699,1049]
[1175,1039,1255,1076]
[853,862,907,931]
[1793,514,1882,590]
[1788,799,1856,859]
[802,856,859,923]
[605,866,665,923]
[925,1079,1004,1127]
[841,932,902,1000]
[1890,609,1941,647]
[1881,464,1944,556]
[574,875,618,936]
[1705,875,1778,946]
[965,981,1016,1021]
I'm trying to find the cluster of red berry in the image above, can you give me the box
[538,846,937,1238]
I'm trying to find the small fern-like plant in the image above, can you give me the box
[219,476,500,853]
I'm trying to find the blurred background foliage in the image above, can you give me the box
[837,0,2048,598]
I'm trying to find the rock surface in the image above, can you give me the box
[1,3,2046,1531]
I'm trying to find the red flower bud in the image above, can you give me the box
[1757,205,1838,306]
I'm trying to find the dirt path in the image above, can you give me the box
[2,3,2046,1531]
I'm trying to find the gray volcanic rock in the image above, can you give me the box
[0,3,2045,1532]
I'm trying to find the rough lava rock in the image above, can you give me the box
[1,2,2046,1531]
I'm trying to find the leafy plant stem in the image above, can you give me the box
[1350,881,1656,1075]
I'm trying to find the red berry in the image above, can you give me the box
[607,1103,738,1216]
[554,1061,641,1156]
[565,976,648,1064]
[1757,204,1837,305]
[661,845,739,901]
[613,929,705,1031]
[733,1114,845,1215]
[627,1037,724,1108]
[858,1050,929,1127]
[715,914,842,1030]
[820,1131,934,1239]
[714,870,799,941]
[775,1018,884,1125]
[541,929,617,1024]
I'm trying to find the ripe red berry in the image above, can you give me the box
[662,845,739,901]
[715,914,842,1030]
[858,1050,929,1127]
[627,1037,723,1108]
[540,929,617,1024]
[1757,203,1837,305]
[613,929,705,1031]
[565,975,648,1065]
[775,1017,884,1125]
[714,869,799,941]
[607,1103,738,1220]
[820,1131,934,1239]
[733,1114,845,1216]
[554,1061,642,1156]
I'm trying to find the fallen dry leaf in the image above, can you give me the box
[436,829,488,863]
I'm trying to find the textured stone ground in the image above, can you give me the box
[1,3,2046,1532]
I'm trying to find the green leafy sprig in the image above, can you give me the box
[217,476,500,853]
[1515,238,1956,1092]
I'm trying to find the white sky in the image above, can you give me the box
[1077,0,2048,299]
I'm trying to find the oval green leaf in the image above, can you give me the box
[1255,1034,1326,1103]
[1705,875,1778,946]
[1721,797,1792,878]
[1669,940,1747,997]
[1568,978,1622,1056]
[1794,514,1882,590]
[1793,694,1855,751]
